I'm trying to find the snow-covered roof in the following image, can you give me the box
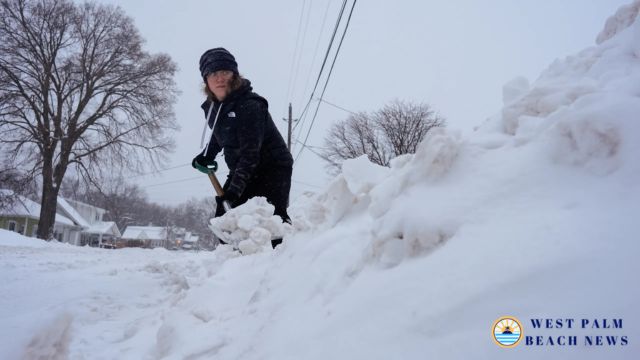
[86,221,121,237]
[66,198,107,216]
[184,233,199,243]
[122,226,167,240]
[0,191,75,226]
[57,197,90,228]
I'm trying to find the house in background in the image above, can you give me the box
[181,232,200,250]
[0,192,121,246]
[121,226,203,250]
[0,191,80,243]
[121,226,173,249]
[57,198,121,247]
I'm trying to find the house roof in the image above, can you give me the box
[57,197,90,228]
[184,233,199,243]
[66,198,107,215]
[0,190,75,226]
[86,221,121,237]
[122,226,167,240]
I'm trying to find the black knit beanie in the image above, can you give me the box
[199,47,238,81]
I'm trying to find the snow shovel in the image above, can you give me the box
[203,165,285,250]
[194,160,231,212]
[207,171,232,212]
[203,167,236,245]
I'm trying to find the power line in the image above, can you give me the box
[132,164,323,196]
[291,138,326,160]
[145,174,322,194]
[292,97,356,133]
[296,0,358,162]
[301,0,333,104]
[293,0,348,150]
[301,145,324,159]
[316,97,357,115]
[127,163,191,179]
[144,175,204,188]
[142,170,321,192]
[294,138,327,151]
[289,0,314,104]
[292,97,316,133]
[295,0,349,135]
[285,0,309,108]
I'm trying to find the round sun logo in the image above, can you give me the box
[492,316,523,348]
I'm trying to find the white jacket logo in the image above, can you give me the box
[227,112,236,118]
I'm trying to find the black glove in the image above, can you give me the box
[221,190,239,205]
[214,191,239,217]
[192,154,218,174]
[214,196,226,217]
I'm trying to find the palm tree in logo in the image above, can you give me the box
[502,326,513,334]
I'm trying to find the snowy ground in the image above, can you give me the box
[2,2,640,359]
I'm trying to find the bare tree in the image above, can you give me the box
[0,0,178,240]
[322,112,391,170]
[376,100,443,155]
[0,153,37,211]
[322,100,445,172]
[64,177,146,231]
[170,197,216,241]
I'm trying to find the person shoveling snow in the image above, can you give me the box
[190,47,294,249]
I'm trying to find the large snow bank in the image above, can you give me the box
[597,0,640,44]
[497,0,640,179]
[1,3,639,359]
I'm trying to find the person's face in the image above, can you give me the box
[206,70,234,101]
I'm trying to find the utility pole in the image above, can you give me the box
[283,103,297,152]
[287,103,293,151]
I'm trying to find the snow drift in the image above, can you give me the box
[1,3,639,359]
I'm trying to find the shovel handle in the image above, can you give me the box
[207,172,224,196]
[207,172,233,212]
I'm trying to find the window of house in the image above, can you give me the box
[8,221,17,232]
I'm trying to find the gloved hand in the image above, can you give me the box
[192,154,218,174]
[214,196,226,217]
[214,191,239,217]
[220,190,239,206]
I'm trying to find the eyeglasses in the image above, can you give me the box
[207,70,233,79]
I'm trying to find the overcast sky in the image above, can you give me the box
[95,0,629,206]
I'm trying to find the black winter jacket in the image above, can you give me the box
[200,79,293,197]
